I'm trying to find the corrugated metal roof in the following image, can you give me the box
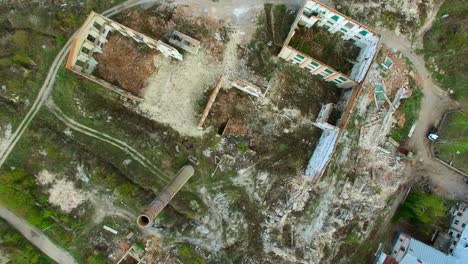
[453,227,468,263]
[400,238,452,264]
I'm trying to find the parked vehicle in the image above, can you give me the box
[427,126,439,141]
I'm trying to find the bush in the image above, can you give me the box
[391,88,423,143]
[394,191,449,236]
[12,30,33,50]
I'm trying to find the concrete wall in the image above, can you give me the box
[305,124,339,182]
[448,203,468,253]
[66,12,183,101]
[279,0,380,86]
[391,233,411,262]
[305,104,340,182]
[231,80,264,98]
[278,46,357,88]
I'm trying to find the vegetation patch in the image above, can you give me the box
[423,0,468,100]
[434,111,468,173]
[393,190,451,240]
[391,87,423,143]
[0,219,53,263]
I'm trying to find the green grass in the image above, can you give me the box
[434,111,468,173]
[0,168,84,247]
[0,103,153,259]
[178,244,205,264]
[393,191,450,238]
[423,0,468,100]
[391,88,424,143]
[0,219,53,263]
[0,1,126,129]
[263,4,296,46]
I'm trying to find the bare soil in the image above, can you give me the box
[206,90,252,136]
[94,34,157,96]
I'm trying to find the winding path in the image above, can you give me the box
[50,103,169,182]
[0,1,164,262]
[378,5,468,201]
[0,0,158,169]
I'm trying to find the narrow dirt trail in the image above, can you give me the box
[0,0,158,169]
[0,206,77,264]
[49,103,169,182]
[413,1,444,50]
[378,4,468,201]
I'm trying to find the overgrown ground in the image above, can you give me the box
[0,1,126,128]
[0,2,374,263]
[289,26,361,74]
[434,111,468,173]
[0,104,151,261]
[422,0,468,173]
[422,0,468,100]
[393,190,452,241]
[336,0,432,35]
[391,87,424,143]
[0,218,52,263]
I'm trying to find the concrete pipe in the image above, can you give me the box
[137,165,194,228]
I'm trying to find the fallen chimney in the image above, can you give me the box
[137,165,195,228]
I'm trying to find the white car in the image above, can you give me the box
[427,126,439,141]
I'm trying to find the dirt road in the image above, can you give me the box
[49,103,169,182]
[0,206,77,264]
[379,9,468,201]
[0,0,159,168]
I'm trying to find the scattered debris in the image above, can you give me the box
[103,225,118,235]
[231,79,265,98]
[169,30,201,55]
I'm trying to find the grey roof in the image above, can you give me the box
[400,238,452,264]
[452,227,468,263]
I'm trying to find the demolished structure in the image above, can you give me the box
[169,30,201,55]
[279,0,380,88]
[305,103,340,183]
[280,1,381,183]
[66,12,183,102]
[137,165,194,229]
[231,80,265,98]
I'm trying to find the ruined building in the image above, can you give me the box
[306,103,340,182]
[279,0,380,88]
[279,1,381,183]
[66,12,183,102]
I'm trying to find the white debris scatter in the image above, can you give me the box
[63,127,72,137]
[233,166,272,204]
[36,169,89,213]
[202,148,212,158]
[139,52,222,137]
[48,179,88,213]
[36,169,56,185]
[177,187,246,252]
[76,164,89,183]
[0,124,12,153]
